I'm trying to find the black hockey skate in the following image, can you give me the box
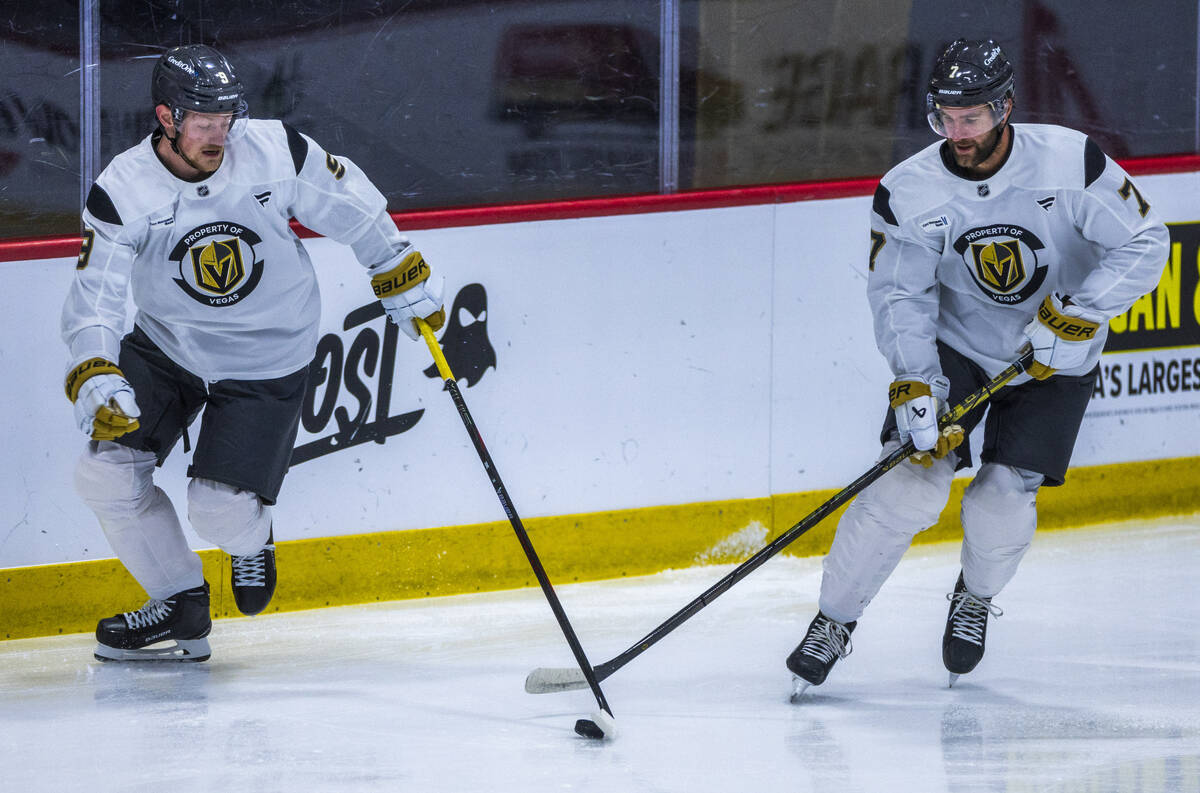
[786,611,856,700]
[942,572,1003,686]
[94,582,212,662]
[230,528,276,616]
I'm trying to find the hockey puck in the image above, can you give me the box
[573,709,616,740]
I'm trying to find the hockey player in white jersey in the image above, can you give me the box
[787,39,1169,693]
[61,44,446,661]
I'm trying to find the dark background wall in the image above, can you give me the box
[1,0,1195,238]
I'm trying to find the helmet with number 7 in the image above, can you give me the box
[152,44,248,123]
[925,39,1014,137]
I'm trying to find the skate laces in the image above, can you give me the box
[124,598,173,629]
[800,616,854,663]
[231,549,267,587]
[946,589,1003,646]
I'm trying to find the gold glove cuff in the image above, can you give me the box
[371,249,431,298]
[888,379,932,408]
[1037,295,1101,341]
[65,358,123,402]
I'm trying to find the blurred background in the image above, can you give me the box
[1,0,1194,238]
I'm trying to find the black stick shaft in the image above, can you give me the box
[418,320,613,717]
[587,351,1035,683]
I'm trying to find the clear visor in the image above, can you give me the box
[927,99,1007,138]
[175,109,249,143]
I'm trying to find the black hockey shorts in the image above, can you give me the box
[113,325,308,504]
[879,340,1098,487]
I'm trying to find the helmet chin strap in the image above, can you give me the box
[977,120,1009,163]
[975,99,1013,164]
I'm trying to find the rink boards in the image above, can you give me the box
[2,171,1198,639]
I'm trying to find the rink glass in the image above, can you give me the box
[0,0,1196,239]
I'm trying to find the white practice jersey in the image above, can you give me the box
[62,120,412,381]
[868,123,1170,384]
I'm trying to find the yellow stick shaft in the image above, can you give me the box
[416,318,454,381]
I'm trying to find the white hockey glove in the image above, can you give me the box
[65,358,141,441]
[370,246,445,340]
[1021,292,1103,380]
[889,375,964,468]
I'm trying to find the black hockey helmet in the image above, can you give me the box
[926,39,1014,109]
[152,44,248,121]
[926,39,1013,137]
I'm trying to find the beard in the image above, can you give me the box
[951,127,1003,169]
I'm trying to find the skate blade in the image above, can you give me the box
[94,637,211,663]
[947,672,960,688]
[789,675,812,703]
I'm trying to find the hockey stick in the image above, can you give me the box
[415,317,616,740]
[525,349,1036,694]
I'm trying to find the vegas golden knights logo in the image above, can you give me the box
[170,222,265,307]
[970,239,1025,293]
[190,238,246,295]
[953,224,1046,305]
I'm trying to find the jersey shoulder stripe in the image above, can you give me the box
[1084,137,1106,187]
[283,123,307,175]
[872,183,899,226]
[85,183,122,226]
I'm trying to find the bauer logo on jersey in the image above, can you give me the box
[169,222,266,307]
[952,224,1048,305]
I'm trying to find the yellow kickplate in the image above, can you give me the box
[3,456,1196,640]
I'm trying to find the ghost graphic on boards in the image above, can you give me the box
[424,283,496,387]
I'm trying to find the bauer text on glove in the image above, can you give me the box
[1021,292,1103,380]
[370,247,445,340]
[889,375,964,468]
[65,358,141,441]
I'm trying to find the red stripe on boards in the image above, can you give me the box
[4,154,1197,263]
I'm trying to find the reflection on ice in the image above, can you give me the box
[1,519,1197,792]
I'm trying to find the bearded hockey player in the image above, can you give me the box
[786,39,1168,695]
[61,44,445,662]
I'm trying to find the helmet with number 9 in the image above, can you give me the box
[925,39,1014,137]
[152,44,248,123]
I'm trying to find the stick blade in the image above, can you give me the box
[525,666,590,694]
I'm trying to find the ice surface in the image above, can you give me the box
[1,518,1197,792]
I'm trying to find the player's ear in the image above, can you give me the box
[155,104,174,133]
